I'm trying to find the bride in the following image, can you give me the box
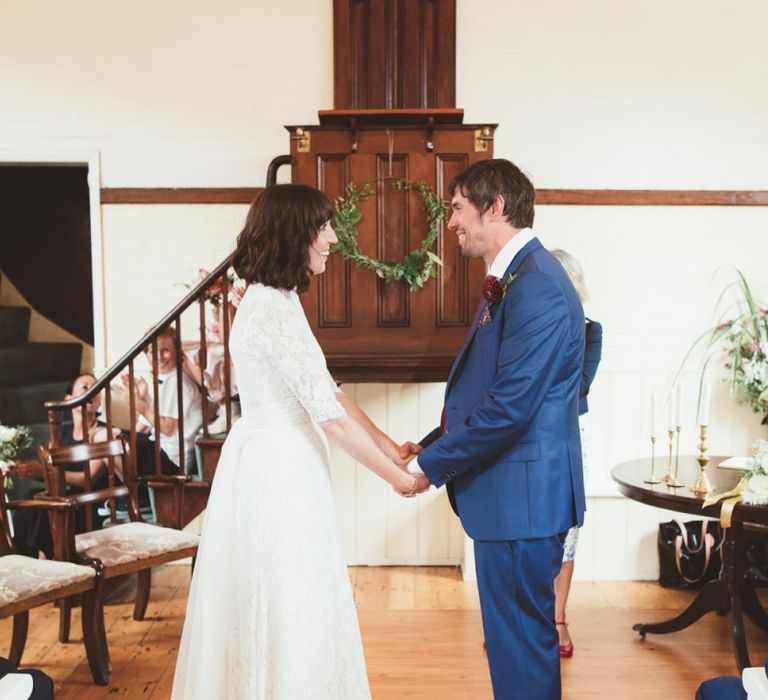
[172,184,427,699]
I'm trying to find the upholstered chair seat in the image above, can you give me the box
[0,555,95,607]
[75,522,199,568]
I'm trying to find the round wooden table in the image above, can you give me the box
[612,455,768,671]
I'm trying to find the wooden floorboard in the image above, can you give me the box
[2,565,766,699]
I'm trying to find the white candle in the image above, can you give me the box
[650,393,657,439]
[675,383,682,427]
[667,391,675,431]
[698,381,711,426]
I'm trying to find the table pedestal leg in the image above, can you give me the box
[633,522,760,671]
[632,580,729,636]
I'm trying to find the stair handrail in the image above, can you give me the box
[43,255,236,485]
[44,255,233,416]
[43,154,291,482]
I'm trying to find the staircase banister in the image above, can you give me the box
[44,254,235,414]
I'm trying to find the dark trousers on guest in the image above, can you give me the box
[475,534,566,700]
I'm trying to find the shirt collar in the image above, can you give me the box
[488,227,535,278]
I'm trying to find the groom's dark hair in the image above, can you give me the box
[449,159,535,229]
[233,184,334,293]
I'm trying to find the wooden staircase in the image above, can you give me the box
[39,158,287,530]
[41,255,239,531]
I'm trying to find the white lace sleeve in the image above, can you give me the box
[245,290,345,424]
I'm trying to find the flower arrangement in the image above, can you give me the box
[0,423,32,490]
[177,267,242,342]
[740,440,768,505]
[720,279,768,419]
[689,271,768,424]
[193,267,239,307]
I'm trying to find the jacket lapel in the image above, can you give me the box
[444,237,543,395]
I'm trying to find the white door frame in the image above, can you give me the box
[0,150,105,369]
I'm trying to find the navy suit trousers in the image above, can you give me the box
[475,535,566,700]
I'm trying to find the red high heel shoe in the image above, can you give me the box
[556,621,573,658]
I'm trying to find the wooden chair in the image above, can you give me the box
[0,493,109,685]
[39,436,199,652]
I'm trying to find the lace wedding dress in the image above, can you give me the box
[172,284,370,699]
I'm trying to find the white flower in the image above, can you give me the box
[754,440,768,471]
[0,426,18,442]
[743,474,768,505]
[744,358,768,385]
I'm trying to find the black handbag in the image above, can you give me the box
[658,519,721,589]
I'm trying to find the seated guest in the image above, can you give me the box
[11,373,120,558]
[121,326,203,473]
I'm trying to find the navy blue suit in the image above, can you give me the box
[418,238,586,699]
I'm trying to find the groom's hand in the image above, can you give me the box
[396,441,423,468]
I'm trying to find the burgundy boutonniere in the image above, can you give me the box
[479,272,517,325]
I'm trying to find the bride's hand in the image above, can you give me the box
[393,472,430,498]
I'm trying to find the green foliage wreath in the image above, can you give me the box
[332,179,446,291]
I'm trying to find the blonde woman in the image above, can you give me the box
[550,248,603,658]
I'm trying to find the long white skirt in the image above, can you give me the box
[172,418,370,699]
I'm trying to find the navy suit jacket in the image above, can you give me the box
[418,238,587,541]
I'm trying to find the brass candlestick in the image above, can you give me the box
[664,425,685,489]
[690,424,713,496]
[662,429,676,484]
[667,425,685,489]
[644,436,662,484]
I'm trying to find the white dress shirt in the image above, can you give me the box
[487,227,535,278]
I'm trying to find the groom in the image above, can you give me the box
[405,159,586,699]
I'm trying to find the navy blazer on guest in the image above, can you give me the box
[579,318,603,415]
[418,238,586,542]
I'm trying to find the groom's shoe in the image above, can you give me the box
[556,621,573,658]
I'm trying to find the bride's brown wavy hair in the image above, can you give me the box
[233,184,334,293]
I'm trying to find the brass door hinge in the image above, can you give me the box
[474,127,493,152]
[291,127,311,153]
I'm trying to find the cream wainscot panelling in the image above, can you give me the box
[329,383,465,567]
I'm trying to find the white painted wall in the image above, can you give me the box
[2,0,767,579]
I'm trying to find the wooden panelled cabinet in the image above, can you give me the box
[289,109,496,382]
[333,0,456,110]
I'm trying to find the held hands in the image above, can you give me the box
[395,440,423,468]
[392,441,430,497]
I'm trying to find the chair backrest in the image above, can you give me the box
[39,436,139,533]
